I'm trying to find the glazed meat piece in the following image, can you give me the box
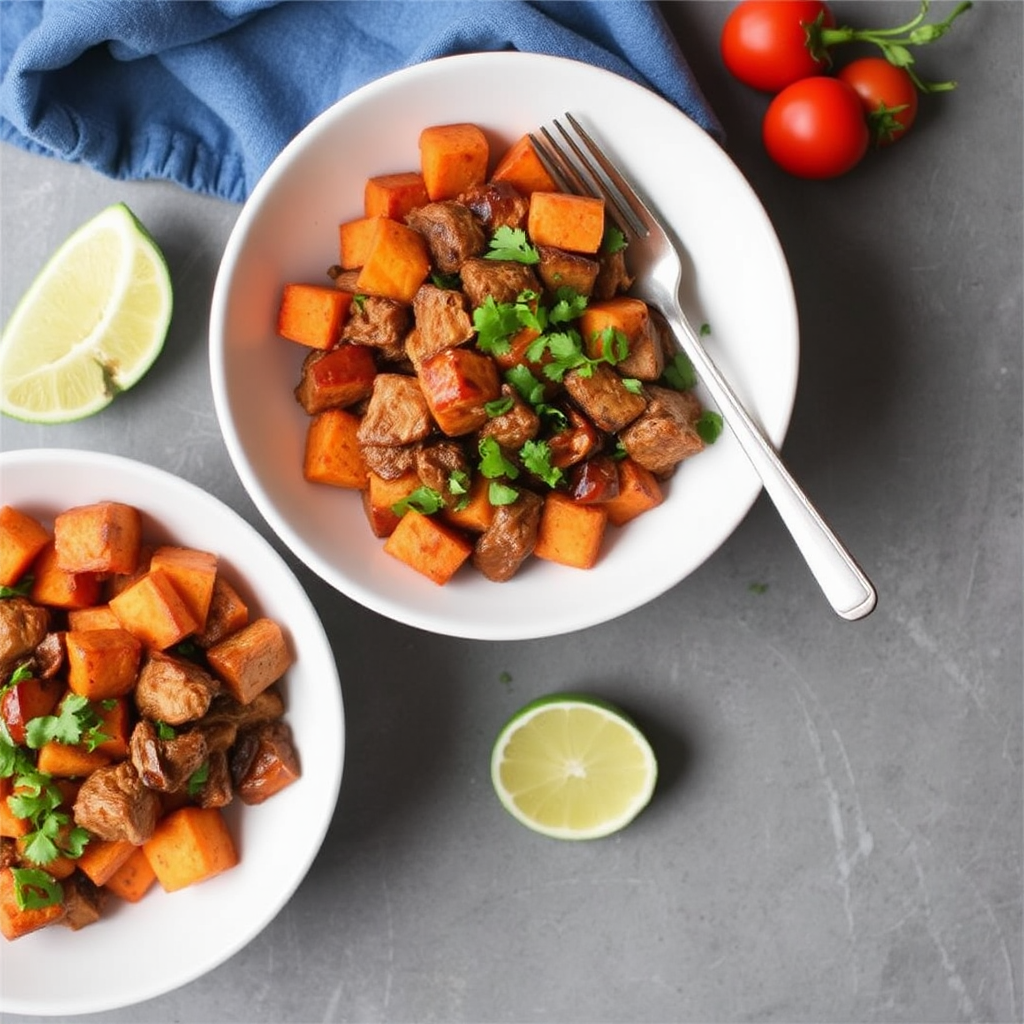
[356,374,434,446]
[231,720,302,806]
[361,442,419,480]
[406,201,487,274]
[615,313,665,382]
[32,631,65,679]
[0,597,49,672]
[593,247,634,300]
[477,384,540,450]
[134,650,220,726]
[458,180,530,230]
[619,385,706,476]
[411,283,475,363]
[536,245,600,297]
[563,364,647,434]
[129,719,208,793]
[198,687,287,755]
[341,295,409,362]
[472,490,543,582]
[60,874,106,932]
[414,441,470,497]
[193,749,233,809]
[459,257,540,308]
[73,761,161,845]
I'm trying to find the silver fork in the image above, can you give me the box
[531,113,877,621]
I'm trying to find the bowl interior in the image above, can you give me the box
[0,449,344,1016]
[211,52,799,640]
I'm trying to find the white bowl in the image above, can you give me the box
[210,52,798,641]
[0,448,344,1016]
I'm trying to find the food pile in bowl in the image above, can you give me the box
[275,121,722,587]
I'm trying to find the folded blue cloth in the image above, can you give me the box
[0,0,721,204]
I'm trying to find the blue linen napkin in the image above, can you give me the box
[0,0,722,204]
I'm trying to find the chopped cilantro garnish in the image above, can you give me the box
[187,761,211,798]
[622,377,644,395]
[11,867,63,910]
[696,410,724,444]
[549,287,588,324]
[431,271,461,290]
[602,224,627,254]
[486,226,539,265]
[473,296,521,355]
[488,482,520,506]
[519,440,563,488]
[485,395,515,418]
[505,365,547,406]
[23,693,107,751]
[478,437,519,481]
[0,576,33,599]
[661,351,698,391]
[392,486,445,516]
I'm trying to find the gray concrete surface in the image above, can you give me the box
[1,3,1021,1021]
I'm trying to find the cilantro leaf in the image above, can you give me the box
[0,577,33,599]
[486,226,539,265]
[11,867,63,910]
[473,296,520,356]
[485,395,515,418]
[477,437,519,481]
[661,352,698,391]
[392,487,445,516]
[519,440,563,488]
[549,288,588,324]
[488,482,520,506]
[187,761,211,798]
[505,365,547,407]
[696,410,724,444]
[602,224,627,255]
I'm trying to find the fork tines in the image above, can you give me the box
[529,113,649,241]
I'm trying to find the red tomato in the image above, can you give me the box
[838,57,919,146]
[763,77,869,179]
[720,0,836,93]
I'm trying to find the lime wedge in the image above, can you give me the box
[0,203,172,423]
[490,693,658,840]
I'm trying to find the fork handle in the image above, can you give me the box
[663,308,877,621]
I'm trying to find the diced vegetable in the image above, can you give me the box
[276,283,352,349]
[354,218,432,304]
[605,458,665,526]
[338,215,385,270]
[490,134,559,196]
[418,347,501,437]
[66,628,143,700]
[108,569,199,650]
[103,846,157,903]
[533,492,608,569]
[364,171,429,219]
[75,837,136,886]
[362,470,422,538]
[527,192,605,253]
[0,505,50,587]
[149,546,218,632]
[206,617,293,705]
[36,740,111,778]
[0,867,66,940]
[54,501,142,575]
[383,509,474,584]
[303,407,369,489]
[143,806,239,892]
[29,542,101,609]
[419,122,489,200]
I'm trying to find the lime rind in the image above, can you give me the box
[0,203,173,423]
[490,693,658,841]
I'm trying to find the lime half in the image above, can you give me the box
[491,693,658,840]
[1,203,172,423]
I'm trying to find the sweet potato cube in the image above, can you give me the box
[303,407,369,489]
[418,347,501,437]
[0,777,31,838]
[1,674,62,745]
[533,492,608,569]
[76,837,137,887]
[143,806,239,893]
[149,546,218,630]
[277,283,352,349]
[580,297,650,358]
[491,134,559,196]
[206,617,293,705]
[354,217,431,304]
[30,541,101,609]
[194,575,250,649]
[104,845,157,902]
[54,501,142,575]
[383,509,473,585]
[67,604,121,630]
[419,122,489,200]
[108,568,199,650]
[441,471,495,534]
[528,192,605,254]
[338,215,385,270]
[605,458,665,526]
[0,505,50,587]
[91,696,132,759]
[294,343,377,415]
[66,628,142,700]
[362,470,423,538]
[0,866,66,939]
[36,740,111,778]
[364,171,429,219]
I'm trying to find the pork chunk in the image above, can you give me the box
[357,374,434,446]
[134,651,220,726]
[472,490,543,582]
[477,385,540,450]
[414,441,470,497]
[361,442,420,480]
[411,284,475,363]
[458,180,530,231]
[129,719,209,793]
[619,385,706,476]
[459,258,540,308]
[0,598,49,672]
[564,364,647,433]
[406,201,487,273]
[341,295,409,362]
[537,246,600,297]
[74,761,160,845]
[231,721,302,806]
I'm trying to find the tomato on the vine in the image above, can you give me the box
[720,0,836,93]
[838,57,919,147]
[762,77,869,179]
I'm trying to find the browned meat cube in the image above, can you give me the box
[537,246,600,297]
[361,442,420,480]
[616,313,665,382]
[472,489,543,582]
[563,364,647,433]
[620,385,706,476]
[357,373,434,446]
[414,441,470,497]
[477,384,541,450]
[293,344,377,415]
[419,348,501,436]
[458,180,530,230]
[0,597,49,674]
[197,689,286,755]
[569,455,621,504]
[341,295,409,362]
[134,650,220,726]
[593,248,634,300]
[231,720,302,806]
[547,407,603,470]
[460,258,539,308]
[406,201,487,273]
[129,719,209,793]
[60,875,106,932]
[73,761,161,845]
[410,284,475,365]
